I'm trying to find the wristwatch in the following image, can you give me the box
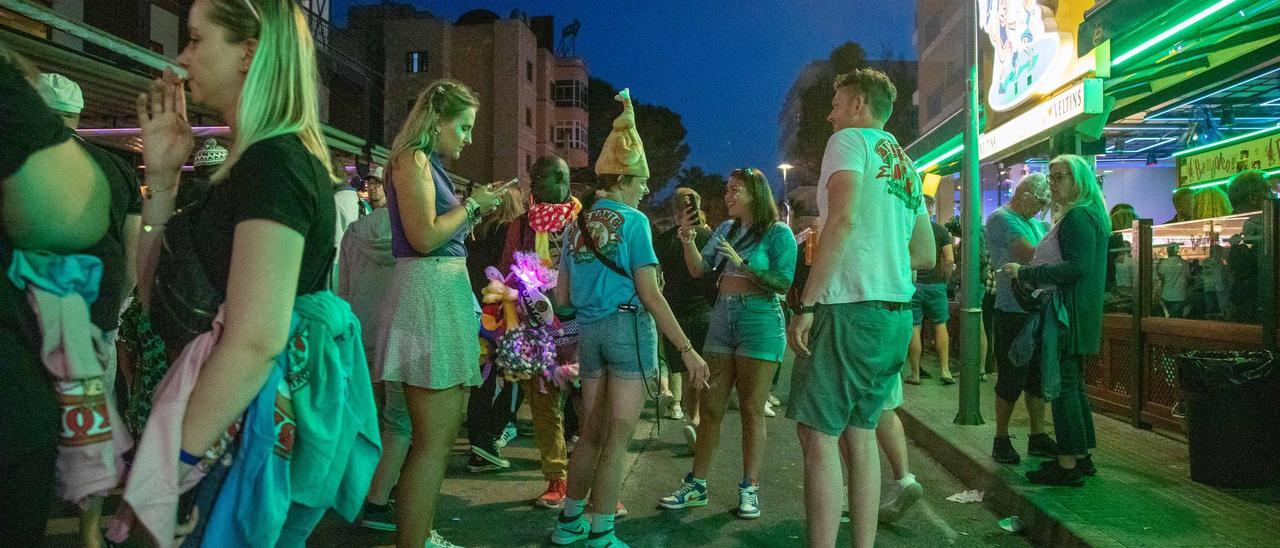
[794,303,816,314]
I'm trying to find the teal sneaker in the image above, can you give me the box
[550,512,590,545]
[657,473,708,510]
[585,528,630,548]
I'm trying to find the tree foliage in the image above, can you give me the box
[788,42,918,183]
[673,166,728,227]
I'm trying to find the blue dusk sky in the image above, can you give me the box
[331,0,917,184]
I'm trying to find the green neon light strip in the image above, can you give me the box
[1180,168,1280,192]
[916,144,964,174]
[1113,0,1241,67]
[1172,124,1280,158]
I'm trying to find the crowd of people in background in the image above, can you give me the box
[4,1,1280,547]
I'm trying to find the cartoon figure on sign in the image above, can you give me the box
[979,0,1066,111]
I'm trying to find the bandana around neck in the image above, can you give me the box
[528,197,581,234]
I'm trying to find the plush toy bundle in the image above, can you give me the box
[480,252,561,383]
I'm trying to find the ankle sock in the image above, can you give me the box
[688,473,706,486]
[590,512,615,534]
[897,473,917,488]
[740,477,757,488]
[562,496,587,519]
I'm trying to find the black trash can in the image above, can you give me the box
[1176,350,1279,488]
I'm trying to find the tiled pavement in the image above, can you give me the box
[898,361,1280,548]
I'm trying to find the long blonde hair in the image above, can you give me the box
[390,80,480,162]
[1050,154,1110,232]
[1192,186,1232,220]
[208,0,334,183]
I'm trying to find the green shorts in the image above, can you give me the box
[911,282,950,325]
[787,301,913,434]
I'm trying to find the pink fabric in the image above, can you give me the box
[106,308,229,547]
[26,285,132,509]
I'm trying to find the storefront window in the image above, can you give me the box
[1149,214,1258,324]
[1105,227,1136,315]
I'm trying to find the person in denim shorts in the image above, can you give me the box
[550,89,709,548]
[657,168,797,520]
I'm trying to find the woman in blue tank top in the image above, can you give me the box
[372,79,505,548]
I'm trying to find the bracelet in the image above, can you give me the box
[142,223,166,233]
[178,448,201,465]
[794,304,816,314]
[463,197,481,225]
[677,342,693,355]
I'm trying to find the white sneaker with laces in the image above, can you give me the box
[668,402,684,420]
[879,474,923,524]
[736,482,761,519]
[427,529,463,548]
[767,393,781,407]
[763,401,777,417]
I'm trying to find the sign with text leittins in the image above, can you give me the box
[979,78,1103,160]
[1176,129,1280,188]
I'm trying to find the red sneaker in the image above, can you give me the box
[616,501,628,517]
[536,478,568,509]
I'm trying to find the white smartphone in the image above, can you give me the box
[491,178,519,192]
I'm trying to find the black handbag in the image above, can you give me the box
[150,203,224,351]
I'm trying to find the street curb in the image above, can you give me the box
[895,405,1093,548]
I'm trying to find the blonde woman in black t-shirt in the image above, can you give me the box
[134,0,341,542]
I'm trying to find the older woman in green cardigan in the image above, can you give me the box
[1003,154,1110,487]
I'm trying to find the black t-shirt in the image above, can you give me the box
[192,134,336,296]
[0,57,67,457]
[81,140,143,331]
[468,222,509,294]
[654,225,716,315]
[916,221,952,284]
[0,57,70,180]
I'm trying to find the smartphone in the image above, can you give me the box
[491,178,519,192]
[681,193,699,225]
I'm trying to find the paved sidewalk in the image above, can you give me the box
[898,360,1280,548]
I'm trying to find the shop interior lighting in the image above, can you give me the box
[77,126,230,136]
[1113,0,1241,67]
[1172,123,1280,157]
[1131,137,1179,154]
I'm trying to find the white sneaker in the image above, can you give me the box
[682,423,697,449]
[879,475,923,524]
[767,393,781,407]
[736,482,761,519]
[427,529,463,547]
[763,401,777,417]
[667,402,685,420]
[841,485,850,523]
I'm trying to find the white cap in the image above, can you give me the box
[371,165,384,179]
[38,73,84,115]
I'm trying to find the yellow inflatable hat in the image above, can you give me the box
[594,88,649,178]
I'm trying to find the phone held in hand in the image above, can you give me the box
[491,177,519,192]
[681,193,699,226]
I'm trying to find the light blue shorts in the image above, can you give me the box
[578,311,658,381]
[703,293,787,363]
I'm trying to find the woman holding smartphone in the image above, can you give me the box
[657,167,797,520]
[375,79,506,547]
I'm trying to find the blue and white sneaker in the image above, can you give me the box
[736,481,761,519]
[657,473,709,509]
[550,512,590,545]
[495,422,518,449]
[585,528,630,548]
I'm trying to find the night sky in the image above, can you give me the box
[331,0,917,186]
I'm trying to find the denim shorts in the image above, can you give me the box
[703,293,787,363]
[579,310,658,380]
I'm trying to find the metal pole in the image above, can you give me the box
[955,0,984,425]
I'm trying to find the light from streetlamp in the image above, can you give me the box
[778,163,794,171]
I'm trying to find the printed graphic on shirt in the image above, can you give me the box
[569,208,624,265]
[57,378,113,446]
[874,138,923,211]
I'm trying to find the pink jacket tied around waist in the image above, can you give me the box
[7,249,132,510]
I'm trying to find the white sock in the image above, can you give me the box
[898,473,917,488]
[590,512,616,534]
[562,496,587,519]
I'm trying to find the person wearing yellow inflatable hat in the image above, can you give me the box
[549,88,710,548]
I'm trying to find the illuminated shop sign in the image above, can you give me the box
[1176,127,1280,188]
[978,0,1105,116]
[979,78,1102,160]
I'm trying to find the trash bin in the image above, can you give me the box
[1176,350,1279,488]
